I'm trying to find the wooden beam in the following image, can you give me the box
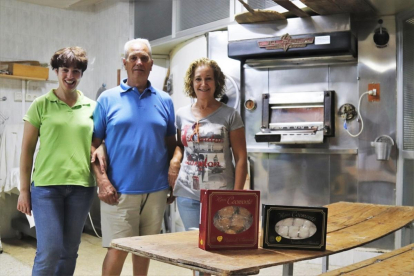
[272,0,309,17]
[330,0,376,14]
[300,0,342,15]
[300,0,376,15]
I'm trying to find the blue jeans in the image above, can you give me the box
[31,184,95,276]
[176,196,200,231]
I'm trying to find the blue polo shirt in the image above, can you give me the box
[93,79,175,194]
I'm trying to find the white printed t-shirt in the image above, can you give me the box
[173,103,244,201]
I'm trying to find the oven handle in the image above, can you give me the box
[262,127,320,134]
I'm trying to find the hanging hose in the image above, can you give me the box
[344,89,376,137]
[88,212,101,238]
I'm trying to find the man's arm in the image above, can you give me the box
[165,134,177,204]
[91,137,119,205]
[165,134,177,161]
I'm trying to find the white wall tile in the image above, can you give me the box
[0,0,133,129]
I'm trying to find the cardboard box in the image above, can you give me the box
[199,189,260,251]
[9,63,49,80]
[261,205,328,251]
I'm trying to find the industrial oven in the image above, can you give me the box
[208,13,399,249]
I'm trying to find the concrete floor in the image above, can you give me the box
[0,233,341,276]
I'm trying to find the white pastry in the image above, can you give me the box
[293,218,306,227]
[288,226,300,239]
[276,225,289,237]
[299,227,310,239]
[281,218,294,226]
[309,225,317,236]
[303,220,313,227]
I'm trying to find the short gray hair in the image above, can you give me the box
[124,38,152,59]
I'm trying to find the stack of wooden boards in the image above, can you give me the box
[235,0,377,24]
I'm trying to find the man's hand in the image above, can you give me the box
[97,178,119,205]
[91,143,107,174]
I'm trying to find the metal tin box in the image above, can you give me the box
[199,189,260,251]
[261,205,328,251]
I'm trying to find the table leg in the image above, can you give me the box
[0,237,3,254]
[282,263,293,276]
[322,256,329,273]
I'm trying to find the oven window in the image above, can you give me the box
[270,106,324,124]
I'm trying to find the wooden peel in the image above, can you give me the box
[235,0,286,24]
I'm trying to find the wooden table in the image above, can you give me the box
[111,202,414,276]
[321,243,414,276]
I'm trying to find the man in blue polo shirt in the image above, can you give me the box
[92,38,176,276]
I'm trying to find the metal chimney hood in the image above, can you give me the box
[228,14,357,68]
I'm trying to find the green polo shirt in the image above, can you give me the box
[24,89,96,187]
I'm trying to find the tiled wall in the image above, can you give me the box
[0,0,131,238]
[0,0,131,130]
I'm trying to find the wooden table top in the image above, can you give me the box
[111,202,414,276]
[321,243,414,276]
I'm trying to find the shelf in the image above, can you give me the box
[0,74,48,81]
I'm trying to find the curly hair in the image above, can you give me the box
[184,58,226,98]
[50,46,88,73]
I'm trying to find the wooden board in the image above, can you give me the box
[8,63,49,80]
[300,0,376,15]
[0,60,41,66]
[300,0,342,15]
[272,0,309,17]
[111,202,414,275]
[0,74,48,81]
[322,243,414,275]
[235,10,286,24]
[330,0,376,15]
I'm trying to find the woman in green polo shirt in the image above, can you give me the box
[17,47,96,276]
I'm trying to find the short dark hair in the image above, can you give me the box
[50,46,88,73]
[184,58,226,99]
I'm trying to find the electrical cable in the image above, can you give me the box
[88,212,101,238]
[345,90,375,137]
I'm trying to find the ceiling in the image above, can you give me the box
[15,0,414,16]
[16,0,104,9]
[366,0,414,16]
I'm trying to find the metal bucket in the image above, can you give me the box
[371,135,394,161]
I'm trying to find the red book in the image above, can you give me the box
[199,189,260,251]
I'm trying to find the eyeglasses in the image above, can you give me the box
[191,121,200,143]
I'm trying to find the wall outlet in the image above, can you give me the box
[14,92,22,102]
[368,83,380,102]
[25,92,42,102]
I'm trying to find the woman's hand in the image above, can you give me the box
[167,186,176,204]
[91,143,107,174]
[17,190,32,216]
[168,161,181,188]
